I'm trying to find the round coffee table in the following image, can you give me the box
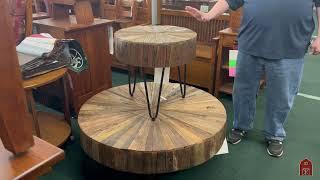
[79,25,227,174]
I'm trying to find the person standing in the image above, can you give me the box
[186,0,320,157]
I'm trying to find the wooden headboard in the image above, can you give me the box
[160,9,230,45]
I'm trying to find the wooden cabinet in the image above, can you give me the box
[33,16,113,113]
[215,28,264,97]
[215,28,238,97]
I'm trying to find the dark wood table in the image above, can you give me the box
[0,136,64,180]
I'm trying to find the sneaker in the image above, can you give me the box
[227,129,247,145]
[266,140,284,157]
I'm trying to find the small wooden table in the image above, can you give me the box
[0,136,64,180]
[23,68,71,146]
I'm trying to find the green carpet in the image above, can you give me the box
[40,54,320,180]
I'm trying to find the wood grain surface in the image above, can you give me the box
[0,0,34,154]
[23,68,67,90]
[114,25,197,68]
[78,82,226,174]
[0,136,64,180]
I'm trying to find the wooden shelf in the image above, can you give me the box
[35,112,71,147]
[222,64,229,70]
[219,82,233,94]
[219,80,265,96]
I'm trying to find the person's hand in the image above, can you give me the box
[185,6,210,22]
[310,36,320,55]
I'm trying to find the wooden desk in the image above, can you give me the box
[33,16,113,113]
[23,68,71,146]
[0,136,64,180]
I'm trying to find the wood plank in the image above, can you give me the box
[0,136,64,180]
[79,82,227,174]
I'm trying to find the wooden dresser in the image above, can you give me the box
[33,16,114,113]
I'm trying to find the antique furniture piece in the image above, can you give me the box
[51,0,94,24]
[32,0,50,20]
[215,27,238,96]
[100,0,151,25]
[33,15,113,113]
[23,67,72,146]
[78,25,227,174]
[1,0,34,154]
[0,136,64,180]
[161,9,229,94]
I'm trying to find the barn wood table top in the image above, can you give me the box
[114,25,197,68]
[78,82,227,174]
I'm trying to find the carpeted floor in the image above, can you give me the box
[39,53,320,180]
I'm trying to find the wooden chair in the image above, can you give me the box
[100,0,150,26]
[12,0,73,146]
[160,9,229,94]
[32,0,51,20]
[113,0,138,29]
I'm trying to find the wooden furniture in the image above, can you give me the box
[32,0,50,20]
[79,83,227,174]
[79,25,226,174]
[100,0,151,25]
[215,28,264,97]
[161,9,229,94]
[23,67,72,146]
[114,25,196,67]
[33,16,113,113]
[215,28,238,96]
[51,0,94,24]
[1,2,64,179]
[112,9,230,94]
[1,0,34,154]
[229,8,243,31]
[0,136,64,180]
[214,8,243,96]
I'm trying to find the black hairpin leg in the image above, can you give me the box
[128,66,137,96]
[177,64,187,98]
[141,67,165,121]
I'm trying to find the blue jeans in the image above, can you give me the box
[233,51,304,141]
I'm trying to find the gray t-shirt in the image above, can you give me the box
[226,0,320,59]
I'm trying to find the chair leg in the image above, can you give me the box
[26,90,41,138]
[62,76,71,126]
